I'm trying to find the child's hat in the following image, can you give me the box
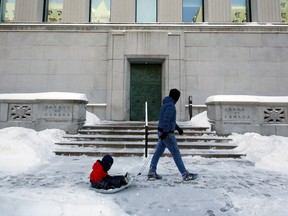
[102,154,113,165]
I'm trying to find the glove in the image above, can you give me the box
[176,125,183,135]
[160,132,168,140]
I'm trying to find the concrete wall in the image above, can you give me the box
[0,24,288,121]
[158,0,182,22]
[185,30,288,106]
[251,0,281,22]
[206,95,288,136]
[204,0,232,22]
[62,0,90,23]
[111,0,135,22]
[0,93,88,134]
[14,0,44,22]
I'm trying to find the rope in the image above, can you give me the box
[137,154,152,176]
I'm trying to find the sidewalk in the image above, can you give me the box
[1,155,287,216]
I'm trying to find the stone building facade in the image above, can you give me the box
[0,0,287,121]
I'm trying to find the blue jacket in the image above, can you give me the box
[158,96,178,133]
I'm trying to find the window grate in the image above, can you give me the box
[9,104,32,121]
[264,107,285,123]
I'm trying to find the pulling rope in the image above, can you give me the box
[137,154,152,176]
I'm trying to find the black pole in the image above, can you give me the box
[188,96,193,119]
[144,102,148,158]
[145,125,148,157]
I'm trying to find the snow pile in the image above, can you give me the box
[231,132,288,173]
[189,111,210,128]
[0,193,128,216]
[84,111,101,125]
[0,127,65,173]
[190,111,288,174]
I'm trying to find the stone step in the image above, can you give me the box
[54,121,241,159]
[81,124,209,132]
[61,134,232,143]
[55,141,237,150]
[78,129,215,136]
[54,147,244,159]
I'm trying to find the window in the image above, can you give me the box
[45,0,63,22]
[90,0,110,22]
[136,0,157,23]
[281,0,288,23]
[232,0,251,23]
[0,0,16,22]
[183,0,203,23]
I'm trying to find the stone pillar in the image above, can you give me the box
[62,0,90,22]
[204,0,232,22]
[158,0,182,22]
[251,0,281,22]
[14,0,44,22]
[111,0,135,22]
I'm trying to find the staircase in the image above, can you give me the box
[54,122,244,158]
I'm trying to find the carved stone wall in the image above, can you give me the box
[0,93,88,134]
[206,95,288,137]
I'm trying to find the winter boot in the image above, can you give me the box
[147,172,162,181]
[182,173,198,181]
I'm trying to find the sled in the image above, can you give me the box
[91,175,135,194]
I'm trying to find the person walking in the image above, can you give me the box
[147,88,198,181]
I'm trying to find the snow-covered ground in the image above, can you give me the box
[0,112,288,216]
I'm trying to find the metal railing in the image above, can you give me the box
[144,101,149,157]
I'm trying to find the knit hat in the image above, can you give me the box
[101,155,113,171]
[169,88,181,103]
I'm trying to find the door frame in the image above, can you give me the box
[125,55,168,121]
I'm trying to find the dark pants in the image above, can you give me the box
[91,175,126,190]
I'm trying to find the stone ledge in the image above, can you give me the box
[1,23,288,33]
[205,95,288,137]
[0,92,88,134]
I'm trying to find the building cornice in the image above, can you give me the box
[0,23,288,33]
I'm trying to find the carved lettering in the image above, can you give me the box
[223,106,251,122]
[41,104,72,120]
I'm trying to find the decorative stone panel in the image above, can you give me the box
[206,95,288,137]
[0,93,88,134]
[264,107,285,123]
[9,104,32,121]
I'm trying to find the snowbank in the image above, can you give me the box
[0,192,128,216]
[0,127,65,174]
[231,133,288,173]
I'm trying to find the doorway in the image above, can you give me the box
[130,64,162,121]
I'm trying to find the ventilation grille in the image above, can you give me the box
[264,107,285,123]
[9,104,32,121]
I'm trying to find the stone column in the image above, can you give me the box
[62,0,90,22]
[251,0,281,22]
[14,0,44,22]
[111,0,135,22]
[204,0,232,22]
[158,0,182,22]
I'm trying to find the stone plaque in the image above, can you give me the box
[40,104,72,121]
[222,106,252,122]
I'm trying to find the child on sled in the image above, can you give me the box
[90,155,128,190]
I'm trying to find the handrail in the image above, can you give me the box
[144,102,148,157]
